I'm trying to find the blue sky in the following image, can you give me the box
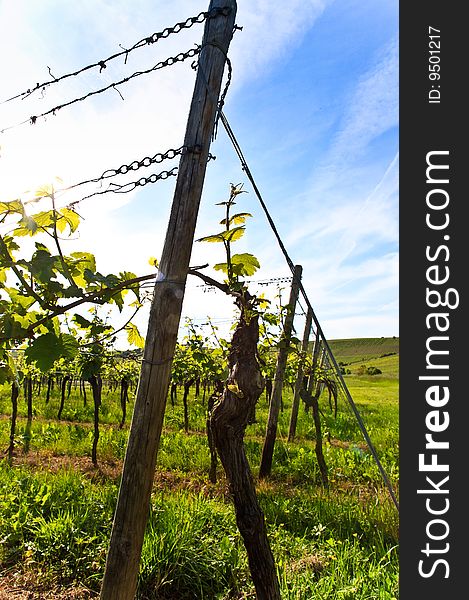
[0,0,398,343]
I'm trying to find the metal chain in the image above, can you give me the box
[1,6,232,105]
[134,7,231,49]
[68,167,179,206]
[66,150,216,207]
[21,146,188,206]
[74,146,189,190]
[114,167,179,193]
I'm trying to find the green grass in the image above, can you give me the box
[329,337,399,365]
[0,463,398,599]
[0,379,398,488]
[0,337,399,598]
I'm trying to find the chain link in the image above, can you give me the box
[100,146,187,180]
[68,167,179,206]
[66,149,216,207]
[119,166,179,192]
[140,7,231,48]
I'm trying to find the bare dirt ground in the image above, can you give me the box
[7,448,229,496]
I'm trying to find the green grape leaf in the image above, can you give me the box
[13,215,38,236]
[0,200,24,215]
[213,262,229,274]
[119,271,138,282]
[35,184,54,198]
[219,212,253,226]
[33,210,55,228]
[148,256,159,267]
[2,315,28,340]
[111,291,125,312]
[74,314,94,329]
[230,253,260,275]
[0,349,18,384]
[69,251,96,272]
[83,270,120,288]
[221,226,245,242]
[25,332,79,372]
[196,233,225,244]
[60,208,80,233]
[125,322,145,349]
[25,247,58,282]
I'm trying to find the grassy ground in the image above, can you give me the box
[0,340,399,599]
[329,337,399,366]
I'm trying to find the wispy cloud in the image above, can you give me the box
[230,0,329,84]
[328,36,398,164]
[274,36,399,338]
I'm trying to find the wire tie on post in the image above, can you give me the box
[142,356,173,366]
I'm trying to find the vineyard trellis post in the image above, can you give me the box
[288,306,313,442]
[100,2,237,598]
[259,264,302,478]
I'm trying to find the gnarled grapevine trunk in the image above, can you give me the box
[119,378,129,429]
[57,375,71,420]
[211,298,281,600]
[24,376,33,453]
[7,381,19,463]
[311,389,329,488]
[182,379,194,433]
[170,382,178,407]
[45,375,53,405]
[89,374,102,465]
[206,379,223,483]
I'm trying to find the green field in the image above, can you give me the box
[0,338,399,599]
[329,337,399,365]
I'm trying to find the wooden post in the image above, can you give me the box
[100,3,237,598]
[287,307,312,442]
[259,264,302,478]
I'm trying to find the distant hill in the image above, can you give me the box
[321,337,399,379]
[327,337,399,365]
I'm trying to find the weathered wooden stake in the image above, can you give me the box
[259,264,302,478]
[100,3,237,598]
[288,307,313,442]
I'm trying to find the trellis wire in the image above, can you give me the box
[1,6,232,105]
[1,46,201,134]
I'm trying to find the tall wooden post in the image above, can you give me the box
[287,307,312,442]
[259,264,302,478]
[100,3,237,598]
